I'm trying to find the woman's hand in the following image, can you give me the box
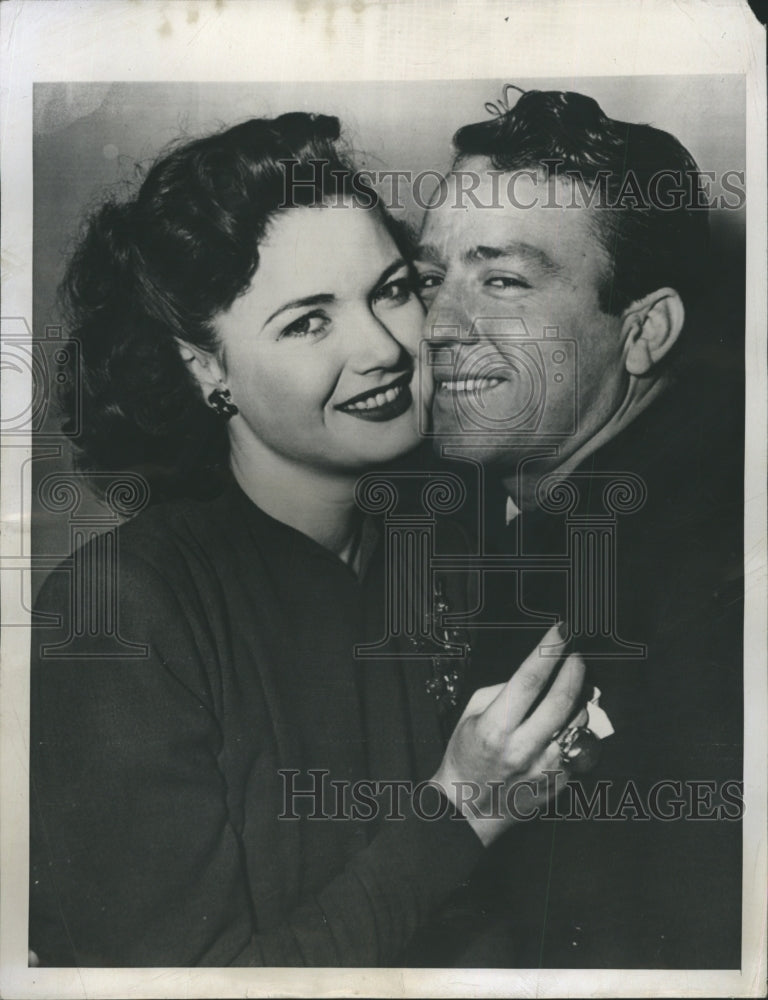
[431,624,587,846]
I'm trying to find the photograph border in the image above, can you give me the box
[2,2,766,997]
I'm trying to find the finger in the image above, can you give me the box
[512,742,567,808]
[514,652,587,749]
[541,761,570,803]
[530,741,569,800]
[463,682,506,717]
[484,623,567,730]
[565,706,589,731]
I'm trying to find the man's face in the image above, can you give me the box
[418,158,628,470]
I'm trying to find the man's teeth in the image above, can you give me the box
[438,377,503,392]
[344,384,403,411]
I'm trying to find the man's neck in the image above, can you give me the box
[229,438,362,561]
[503,373,672,511]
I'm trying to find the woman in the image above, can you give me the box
[30,112,586,967]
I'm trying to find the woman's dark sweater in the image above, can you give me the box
[30,482,484,967]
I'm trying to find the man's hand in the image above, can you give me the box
[431,624,587,846]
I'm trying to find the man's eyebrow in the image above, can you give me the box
[465,242,561,272]
[264,293,335,327]
[414,243,445,266]
[415,241,561,273]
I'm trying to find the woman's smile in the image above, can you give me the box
[335,371,414,421]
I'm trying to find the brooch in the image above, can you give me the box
[408,575,471,715]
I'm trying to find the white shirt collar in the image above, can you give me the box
[505,495,521,525]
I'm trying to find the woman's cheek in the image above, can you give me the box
[386,301,427,356]
[416,364,435,416]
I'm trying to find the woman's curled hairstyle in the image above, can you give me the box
[60,112,383,501]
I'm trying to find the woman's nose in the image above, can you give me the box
[350,310,409,372]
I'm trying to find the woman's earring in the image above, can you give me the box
[208,386,239,420]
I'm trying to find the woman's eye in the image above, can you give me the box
[485,275,531,290]
[372,276,414,305]
[279,312,330,339]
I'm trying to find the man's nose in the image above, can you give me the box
[424,286,478,345]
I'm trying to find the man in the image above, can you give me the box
[415,89,744,968]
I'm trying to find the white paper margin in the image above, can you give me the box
[1,1,766,997]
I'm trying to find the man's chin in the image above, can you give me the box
[428,429,514,466]
[428,422,571,475]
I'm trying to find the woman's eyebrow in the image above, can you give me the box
[264,293,335,326]
[375,257,408,286]
[263,259,408,327]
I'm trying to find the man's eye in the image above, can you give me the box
[280,312,330,339]
[372,276,415,305]
[485,275,531,290]
[417,272,445,295]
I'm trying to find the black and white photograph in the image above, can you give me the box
[1,2,766,997]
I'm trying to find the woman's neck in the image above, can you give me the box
[229,442,362,562]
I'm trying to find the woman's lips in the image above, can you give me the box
[336,374,414,422]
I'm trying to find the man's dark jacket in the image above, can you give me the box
[409,366,744,969]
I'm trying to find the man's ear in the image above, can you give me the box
[621,288,685,376]
[175,339,226,399]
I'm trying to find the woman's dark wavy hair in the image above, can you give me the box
[454,88,710,316]
[60,112,405,501]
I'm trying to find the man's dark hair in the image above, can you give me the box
[453,88,710,315]
[59,112,406,501]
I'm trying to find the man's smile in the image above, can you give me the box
[435,375,506,393]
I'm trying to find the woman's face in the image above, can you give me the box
[213,204,427,475]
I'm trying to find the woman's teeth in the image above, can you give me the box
[438,377,503,392]
[343,384,403,411]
